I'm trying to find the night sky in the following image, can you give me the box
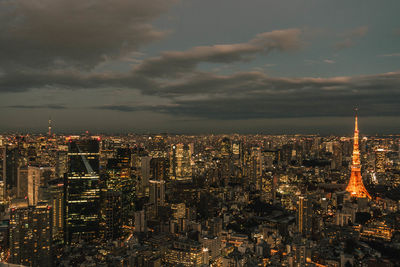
[1,0,399,134]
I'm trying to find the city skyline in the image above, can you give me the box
[1,0,400,133]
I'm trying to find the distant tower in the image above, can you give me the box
[345,110,371,199]
[48,118,52,136]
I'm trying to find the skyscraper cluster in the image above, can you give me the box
[0,116,398,266]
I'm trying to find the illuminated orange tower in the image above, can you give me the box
[346,110,371,199]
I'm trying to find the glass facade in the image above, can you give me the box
[65,138,100,244]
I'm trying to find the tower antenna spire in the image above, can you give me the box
[345,108,371,199]
[48,116,52,136]
[354,107,358,132]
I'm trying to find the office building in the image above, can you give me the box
[9,200,52,266]
[65,137,100,244]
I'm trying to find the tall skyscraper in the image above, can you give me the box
[48,177,65,244]
[9,200,52,266]
[345,112,371,199]
[375,148,385,173]
[0,147,5,192]
[331,141,342,170]
[250,147,263,190]
[23,166,54,206]
[65,137,100,244]
[139,156,151,197]
[105,148,135,227]
[149,179,165,207]
[169,144,192,181]
[100,190,122,240]
[150,157,168,180]
[17,166,28,198]
[27,166,41,206]
[297,196,310,236]
[5,147,20,194]
[134,210,146,233]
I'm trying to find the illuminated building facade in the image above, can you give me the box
[48,177,64,244]
[360,221,393,242]
[149,179,165,207]
[220,137,231,158]
[375,148,385,173]
[250,147,263,189]
[16,166,28,198]
[345,113,371,199]
[169,144,192,181]
[65,137,100,243]
[100,190,122,240]
[105,148,135,226]
[297,196,310,236]
[164,239,208,266]
[0,147,5,182]
[9,201,52,266]
[150,157,168,180]
[27,166,41,206]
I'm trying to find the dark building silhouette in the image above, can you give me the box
[65,137,100,244]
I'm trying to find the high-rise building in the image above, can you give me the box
[134,210,146,233]
[346,113,371,199]
[100,190,122,240]
[55,151,68,179]
[297,196,312,237]
[139,156,151,197]
[105,149,135,227]
[17,166,28,198]
[331,141,342,170]
[0,147,5,191]
[9,200,52,266]
[263,150,277,169]
[65,137,100,244]
[27,166,41,206]
[5,147,21,194]
[220,137,231,158]
[375,148,386,173]
[150,157,168,180]
[250,147,263,189]
[48,177,64,244]
[169,144,192,181]
[149,179,165,207]
[26,166,54,206]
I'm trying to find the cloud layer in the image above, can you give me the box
[95,71,400,119]
[335,26,368,50]
[1,18,399,123]
[133,29,302,78]
[0,0,176,70]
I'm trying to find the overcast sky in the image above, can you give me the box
[1,0,399,134]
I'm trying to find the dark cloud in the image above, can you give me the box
[133,29,302,78]
[0,70,157,93]
[0,17,398,122]
[93,71,400,119]
[0,29,302,92]
[0,0,176,70]
[95,105,145,112]
[7,104,67,110]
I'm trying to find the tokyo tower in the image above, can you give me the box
[345,110,371,199]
